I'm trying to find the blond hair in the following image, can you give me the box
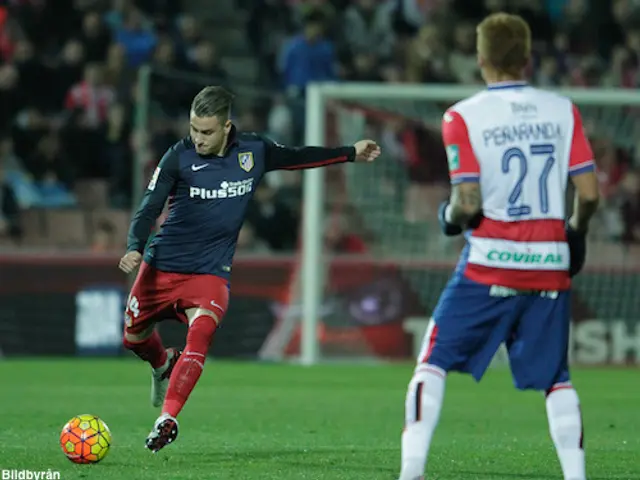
[477,13,531,76]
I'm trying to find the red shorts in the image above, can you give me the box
[124,261,229,335]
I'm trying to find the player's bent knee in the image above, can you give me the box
[185,307,220,326]
[123,325,155,346]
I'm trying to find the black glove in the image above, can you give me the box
[566,224,587,277]
[438,201,463,236]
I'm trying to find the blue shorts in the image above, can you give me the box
[420,276,571,391]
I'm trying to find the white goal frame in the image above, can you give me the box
[299,82,640,366]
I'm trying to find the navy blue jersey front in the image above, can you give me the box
[127,127,355,279]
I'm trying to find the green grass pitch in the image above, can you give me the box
[0,360,637,479]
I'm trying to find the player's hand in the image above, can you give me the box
[438,201,463,236]
[119,251,142,274]
[565,221,586,277]
[353,140,381,163]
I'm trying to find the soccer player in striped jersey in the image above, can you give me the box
[398,13,598,480]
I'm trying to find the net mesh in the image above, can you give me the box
[320,93,640,364]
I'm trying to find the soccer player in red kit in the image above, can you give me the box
[398,14,599,480]
[118,86,381,452]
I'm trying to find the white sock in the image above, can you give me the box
[399,364,446,480]
[546,384,585,480]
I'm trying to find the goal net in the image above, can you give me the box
[272,83,640,365]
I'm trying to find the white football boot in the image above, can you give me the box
[151,348,181,407]
[145,413,179,453]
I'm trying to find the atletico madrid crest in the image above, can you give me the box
[238,152,254,172]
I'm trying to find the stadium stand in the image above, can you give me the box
[1,0,639,252]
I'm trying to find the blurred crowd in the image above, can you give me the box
[1,0,640,253]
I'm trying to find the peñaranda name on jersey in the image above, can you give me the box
[482,122,562,147]
[189,178,254,199]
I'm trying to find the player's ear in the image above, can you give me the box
[223,119,232,134]
[477,53,485,69]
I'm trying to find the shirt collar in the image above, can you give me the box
[487,80,528,91]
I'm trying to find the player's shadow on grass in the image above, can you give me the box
[136,447,399,474]
[451,471,639,480]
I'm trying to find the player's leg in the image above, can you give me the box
[122,262,182,407]
[123,323,182,406]
[161,305,221,418]
[400,346,446,480]
[507,292,585,480]
[145,275,229,453]
[399,280,521,480]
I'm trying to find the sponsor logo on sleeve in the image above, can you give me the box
[446,145,460,171]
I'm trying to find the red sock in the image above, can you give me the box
[163,316,217,417]
[123,329,167,369]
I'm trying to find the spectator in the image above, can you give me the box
[279,11,336,95]
[12,40,50,110]
[65,63,116,128]
[113,8,157,68]
[24,133,76,207]
[105,102,132,206]
[0,165,21,241]
[324,211,367,254]
[174,15,202,65]
[342,0,395,62]
[448,21,478,84]
[291,0,338,36]
[246,0,295,85]
[620,169,640,243]
[279,11,336,142]
[391,0,444,37]
[91,219,118,252]
[405,25,452,83]
[267,95,294,145]
[236,223,270,252]
[0,7,17,61]
[0,63,22,131]
[104,43,135,99]
[535,55,563,86]
[245,181,299,251]
[52,39,86,110]
[0,133,39,209]
[188,41,228,85]
[80,11,112,63]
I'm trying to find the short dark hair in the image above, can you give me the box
[191,86,235,119]
[477,13,531,76]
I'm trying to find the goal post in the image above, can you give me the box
[300,85,326,365]
[299,82,640,366]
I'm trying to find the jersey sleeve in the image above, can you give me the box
[260,134,355,172]
[442,110,480,185]
[126,147,180,253]
[568,104,596,176]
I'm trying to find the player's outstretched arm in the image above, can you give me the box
[260,135,380,171]
[120,148,180,273]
